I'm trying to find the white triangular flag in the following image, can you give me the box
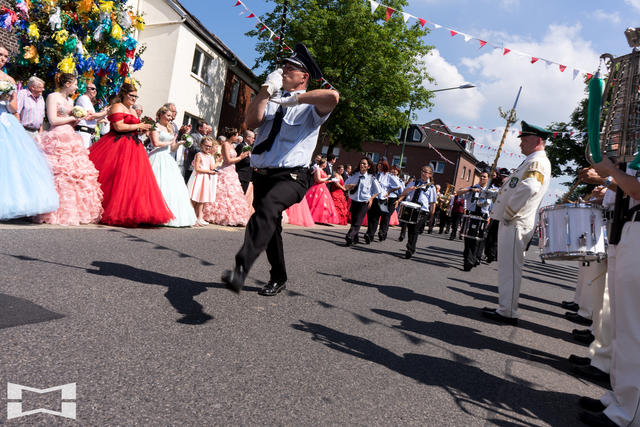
[402,12,411,23]
[370,0,379,14]
[433,23,442,29]
[544,60,553,68]
[463,34,472,42]
[572,69,579,80]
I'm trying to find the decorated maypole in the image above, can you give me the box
[0,0,146,107]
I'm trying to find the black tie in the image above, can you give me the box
[349,175,364,195]
[411,181,423,203]
[252,93,291,155]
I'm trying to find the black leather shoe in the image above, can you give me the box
[481,309,518,325]
[463,264,473,271]
[345,237,352,247]
[404,250,412,259]
[572,328,592,336]
[562,300,580,311]
[573,365,609,382]
[565,311,593,326]
[364,234,371,244]
[568,354,591,366]
[485,256,495,264]
[258,280,286,296]
[221,265,246,294]
[578,411,617,427]
[573,332,595,345]
[398,233,405,242]
[578,396,606,413]
[482,306,495,312]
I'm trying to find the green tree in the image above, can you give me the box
[546,97,593,200]
[247,0,434,150]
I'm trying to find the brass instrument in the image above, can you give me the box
[437,183,455,211]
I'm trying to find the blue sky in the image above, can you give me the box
[179,0,640,200]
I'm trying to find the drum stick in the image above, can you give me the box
[561,178,582,204]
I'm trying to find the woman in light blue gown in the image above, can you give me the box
[147,106,196,227]
[0,45,59,220]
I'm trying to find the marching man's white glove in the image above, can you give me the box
[270,93,299,107]
[262,68,283,96]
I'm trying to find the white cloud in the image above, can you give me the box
[590,9,621,25]
[625,0,640,13]
[421,49,486,121]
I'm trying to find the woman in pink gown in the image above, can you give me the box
[329,166,349,225]
[305,159,340,224]
[285,197,315,227]
[203,130,251,226]
[35,73,103,225]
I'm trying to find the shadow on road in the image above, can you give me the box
[0,292,64,330]
[292,320,582,426]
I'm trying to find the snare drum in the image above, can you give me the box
[460,214,488,240]
[398,201,423,224]
[538,203,607,261]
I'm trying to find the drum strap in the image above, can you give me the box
[411,181,423,203]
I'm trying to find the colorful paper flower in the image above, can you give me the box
[27,22,39,39]
[23,45,39,63]
[57,55,76,74]
[110,21,122,40]
[118,9,131,28]
[53,29,69,44]
[76,0,93,14]
[48,6,61,30]
[133,56,143,71]
[135,16,144,31]
[98,1,114,14]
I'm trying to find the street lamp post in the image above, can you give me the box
[398,84,476,171]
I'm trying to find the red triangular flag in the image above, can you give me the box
[234,0,242,6]
[586,73,593,81]
[478,40,487,48]
[258,24,267,32]
[273,35,280,40]
[284,45,291,51]
[450,30,458,37]
[559,64,566,72]
[419,18,426,27]
[386,7,394,21]
[531,57,539,64]
[503,48,510,55]
[246,13,255,18]
[553,132,558,138]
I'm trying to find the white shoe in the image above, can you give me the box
[196,219,209,226]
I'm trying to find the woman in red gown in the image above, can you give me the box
[89,83,174,227]
[305,158,340,224]
[329,165,349,225]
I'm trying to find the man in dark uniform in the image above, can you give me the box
[221,43,339,296]
[234,129,255,193]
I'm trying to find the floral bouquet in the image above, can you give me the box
[71,106,87,118]
[0,80,16,98]
[181,133,194,148]
[140,116,157,131]
[241,144,252,153]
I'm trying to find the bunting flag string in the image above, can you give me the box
[368,0,595,81]
[427,123,586,139]
[232,0,336,90]
[427,143,456,165]
[423,126,526,160]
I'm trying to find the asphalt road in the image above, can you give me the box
[0,222,603,426]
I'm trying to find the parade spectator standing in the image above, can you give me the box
[74,82,108,148]
[184,121,207,182]
[482,121,551,325]
[235,129,255,193]
[16,76,45,137]
[324,153,337,177]
[449,193,466,240]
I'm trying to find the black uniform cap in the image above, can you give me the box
[283,43,323,80]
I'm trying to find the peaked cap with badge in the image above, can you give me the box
[283,43,323,80]
[518,120,552,140]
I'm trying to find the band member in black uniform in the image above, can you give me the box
[344,157,381,246]
[456,171,491,271]
[221,43,339,295]
[395,165,437,259]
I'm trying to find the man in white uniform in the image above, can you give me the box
[482,121,551,325]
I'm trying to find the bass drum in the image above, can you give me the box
[538,203,607,261]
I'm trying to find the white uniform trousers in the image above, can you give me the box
[573,262,585,305]
[496,221,535,318]
[600,223,640,426]
[577,261,606,319]
[589,259,612,374]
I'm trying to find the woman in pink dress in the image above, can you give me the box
[203,129,251,226]
[329,165,349,225]
[35,73,103,225]
[305,158,340,224]
[285,197,315,227]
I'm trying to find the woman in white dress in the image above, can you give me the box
[148,106,197,227]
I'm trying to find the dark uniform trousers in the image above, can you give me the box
[438,208,450,233]
[450,211,463,239]
[484,219,499,261]
[406,213,429,255]
[235,168,310,283]
[346,201,369,243]
[366,199,391,241]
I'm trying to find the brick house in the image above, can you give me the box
[328,119,480,190]
[217,66,259,135]
[0,0,18,53]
